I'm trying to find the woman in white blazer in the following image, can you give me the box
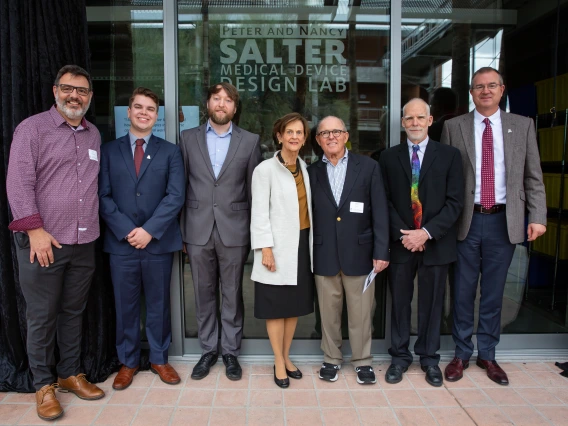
[250,113,314,389]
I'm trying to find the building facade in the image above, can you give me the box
[85,0,568,358]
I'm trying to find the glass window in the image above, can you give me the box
[178,1,391,341]
[87,1,165,142]
[400,0,568,335]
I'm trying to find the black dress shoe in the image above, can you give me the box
[385,364,408,384]
[191,351,218,380]
[223,354,242,381]
[274,366,290,388]
[286,366,303,379]
[421,365,443,387]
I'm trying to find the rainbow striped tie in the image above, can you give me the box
[411,145,422,229]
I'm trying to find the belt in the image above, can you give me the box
[473,204,506,214]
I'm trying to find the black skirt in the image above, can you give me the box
[254,228,315,319]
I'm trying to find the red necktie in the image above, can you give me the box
[134,138,144,176]
[481,118,495,209]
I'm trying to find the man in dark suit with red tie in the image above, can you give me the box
[441,67,547,385]
[380,98,463,387]
[99,87,185,390]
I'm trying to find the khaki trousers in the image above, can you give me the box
[315,272,373,368]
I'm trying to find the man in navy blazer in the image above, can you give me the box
[308,116,389,385]
[99,87,185,390]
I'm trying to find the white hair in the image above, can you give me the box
[402,98,430,117]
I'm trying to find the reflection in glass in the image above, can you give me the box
[400,0,568,335]
[87,2,165,142]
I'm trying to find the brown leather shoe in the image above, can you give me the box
[476,358,509,385]
[113,365,139,390]
[57,373,105,400]
[151,363,181,385]
[444,357,469,382]
[36,384,63,421]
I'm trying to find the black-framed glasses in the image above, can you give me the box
[56,84,91,96]
[316,129,347,139]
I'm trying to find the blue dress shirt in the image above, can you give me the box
[206,120,232,178]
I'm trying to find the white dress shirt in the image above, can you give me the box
[407,137,428,164]
[474,109,506,205]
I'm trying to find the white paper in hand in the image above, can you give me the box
[363,269,377,294]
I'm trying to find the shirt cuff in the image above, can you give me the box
[422,228,432,239]
[8,213,44,232]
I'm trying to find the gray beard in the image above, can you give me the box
[56,97,90,121]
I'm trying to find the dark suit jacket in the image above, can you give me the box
[308,152,389,276]
[99,134,185,255]
[379,140,464,266]
[179,123,262,247]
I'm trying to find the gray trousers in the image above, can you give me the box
[186,224,249,356]
[14,233,95,390]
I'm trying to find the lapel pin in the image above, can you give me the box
[508,129,512,133]
[147,155,151,159]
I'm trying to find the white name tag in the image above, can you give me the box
[350,201,364,213]
[88,149,98,161]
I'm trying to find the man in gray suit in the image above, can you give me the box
[180,82,262,380]
[441,67,546,385]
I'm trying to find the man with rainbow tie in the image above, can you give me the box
[379,98,464,387]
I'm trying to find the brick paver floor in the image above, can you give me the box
[1,361,568,425]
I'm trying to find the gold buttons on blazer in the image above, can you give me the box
[337,217,341,221]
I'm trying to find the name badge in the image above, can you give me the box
[88,149,98,161]
[350,201,364,213]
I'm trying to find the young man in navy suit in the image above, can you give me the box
[99,87,185,390]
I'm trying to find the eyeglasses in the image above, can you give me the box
[471,83,502,91]
[56,84,91,96]
[316,129,347,139]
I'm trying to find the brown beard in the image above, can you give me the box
[208,108,234,125]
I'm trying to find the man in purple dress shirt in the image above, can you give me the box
[6,65,104,421]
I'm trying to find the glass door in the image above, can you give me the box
[177,0,391,355]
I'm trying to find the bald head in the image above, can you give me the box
[315,115,349,164]
[402,98,430,117]
[317,116,347,134]
[401,98,433,144]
